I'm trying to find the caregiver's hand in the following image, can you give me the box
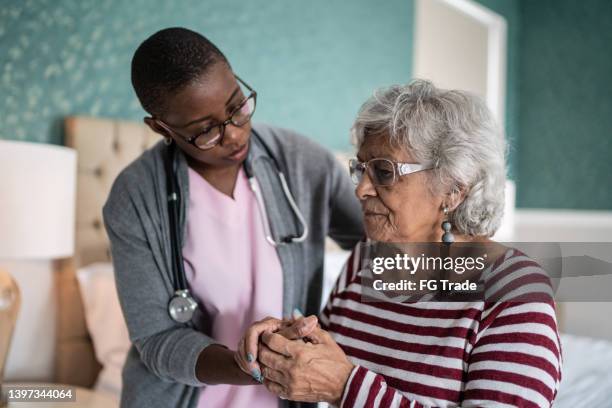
[234,315,318,382]
[258,326,354,405]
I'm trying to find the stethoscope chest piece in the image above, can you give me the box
[168,289,198,323]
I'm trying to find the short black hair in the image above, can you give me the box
[131,27,229,115]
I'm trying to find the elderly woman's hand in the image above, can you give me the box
[234,315,318,382]
[258,326,355,405]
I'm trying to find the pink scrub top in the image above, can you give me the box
[182,166,283,408]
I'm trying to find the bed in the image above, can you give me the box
[554,333,612,406]
[55,116,612,407]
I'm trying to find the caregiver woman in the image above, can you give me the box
[102,27,363,408]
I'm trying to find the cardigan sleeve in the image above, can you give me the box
[103,170,220,386]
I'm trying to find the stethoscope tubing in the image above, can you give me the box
[165,129,309,322]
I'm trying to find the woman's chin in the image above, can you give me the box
[364,226,420,243]
[364,225,392,242]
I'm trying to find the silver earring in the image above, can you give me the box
[163,137,173,146]
[441,207,455,244]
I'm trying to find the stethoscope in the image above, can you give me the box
[165,129,309,323]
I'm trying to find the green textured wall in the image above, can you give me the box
[517,0,612,209]
[2,0,610,210]
[0,0,414,150]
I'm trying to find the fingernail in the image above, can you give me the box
[251,368,262,382]
[292,308,303,319]
[247,353,255,363]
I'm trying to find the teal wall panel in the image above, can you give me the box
[517,0,612,209]
[0,0,414,150]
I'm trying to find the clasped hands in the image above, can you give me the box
[234,314,354,405]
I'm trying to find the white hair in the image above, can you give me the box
[351,79,507,237]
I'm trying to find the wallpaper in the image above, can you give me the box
[0,0,413,150]
[2,0,610,209]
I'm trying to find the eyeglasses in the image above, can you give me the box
[349,158,431,187]
[155,75,257,151]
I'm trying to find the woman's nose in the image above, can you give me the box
[355,171,377,200]
[222,123,245,146]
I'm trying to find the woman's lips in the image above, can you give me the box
[227,143,249,161]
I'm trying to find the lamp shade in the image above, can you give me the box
[0,140,76,259]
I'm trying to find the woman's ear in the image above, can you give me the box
[144,117,170,138]
[445,184,468,212]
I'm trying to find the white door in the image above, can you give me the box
[413,0,507,125]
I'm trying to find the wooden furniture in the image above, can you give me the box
[0,270,21,396]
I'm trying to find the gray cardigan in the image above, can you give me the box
[102,123,364,408]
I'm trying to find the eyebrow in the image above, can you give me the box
[180,85,241,128]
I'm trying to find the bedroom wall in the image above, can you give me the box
[1,0,610,209]
[412,0,612,211]
[0,0,413,151]
[516,0,612,210]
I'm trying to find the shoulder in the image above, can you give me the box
[483,248,554,303]
[481,248,559,335]
[103,140,165,219]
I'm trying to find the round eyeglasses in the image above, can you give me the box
[155,75,257,151]
[349,158,431,186]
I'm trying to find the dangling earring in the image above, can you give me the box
[163,136,173,146]
[441,207,455,244]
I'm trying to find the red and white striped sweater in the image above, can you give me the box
[320,245,562,408]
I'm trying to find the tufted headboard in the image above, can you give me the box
[55,116,159,387]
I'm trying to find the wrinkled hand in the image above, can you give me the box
[258,326,354,405]
[234,314,318,382]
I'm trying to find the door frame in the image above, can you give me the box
[414,0,507,125]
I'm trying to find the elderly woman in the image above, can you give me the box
[236,80,561,407]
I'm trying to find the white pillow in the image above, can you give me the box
[322,248,351,310]
[76,262,130,398]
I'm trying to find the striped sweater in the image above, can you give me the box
[320,245,562,408]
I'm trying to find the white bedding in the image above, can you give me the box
[555,333,612,407]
